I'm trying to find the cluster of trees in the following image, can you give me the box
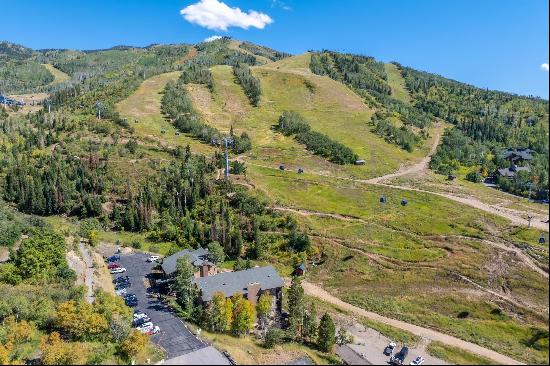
[277,111,358,164]
[233,63,261,106]
[203,291,265,335]
[0,205,25,247]
[400,63,549,198]
[310,51,390,96]
[371,112,420,152]
[238,41,291,62]
[161,75,252,153]
[0,223,152,364]
[1,229,74,285]
[194,37,258,66]
[38,290,149,364]
[262,277,337,352]
[0,59,54,93]
[180,63,214,90]
[4,152,107,217]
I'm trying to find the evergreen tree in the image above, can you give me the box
[173,256,197,319]
[317,313,336,352]
[303,302,318,343]
[287,276,305,341]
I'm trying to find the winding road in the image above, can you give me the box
[301,280,523,365]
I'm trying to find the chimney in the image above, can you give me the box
[247,282,261,306]
[200,263,209,278]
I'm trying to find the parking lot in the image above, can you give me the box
[112,252,228,362]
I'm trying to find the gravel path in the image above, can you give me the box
[301,280,524,365]
[79,238,95,304]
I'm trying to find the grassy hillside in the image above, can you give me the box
[116,71,214,155]
[42,63,71,84]
[0,39,548,364]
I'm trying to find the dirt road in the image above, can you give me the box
[301,280,523,365]
[79,239,95,304]
[367,123,444,184]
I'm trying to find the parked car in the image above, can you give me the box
[390,346,409,365]
[136,322,154,332]
[133,317,151,327]
[146,326,160,335]
[384,342,397,356]
[115,288,127,296]
[115,282,130,290]
[106,255,120,262]
[133,310,148,320]
[146,255,160,263]
[410,356,425,365]
[113,276,130,284]
[111,267,127,274]
[126,298,138,307]
[107,263,120,270]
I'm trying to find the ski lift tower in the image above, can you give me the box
[222,136,234,179]
[95,101,102,120]
[45,99,52,113]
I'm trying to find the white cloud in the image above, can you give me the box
[204,35,223,42]
[180,0,273,31]
[541,63,549,72]
[271,0,292,11]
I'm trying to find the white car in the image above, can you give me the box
[110,267,127,274]
[137,322,154,331]
[115,288,127,296]
[384,342,397,356]
[133,311,148,320]
[410,356,425,365]
[146,255,160,263]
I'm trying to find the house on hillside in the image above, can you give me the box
[501,148,534,164]
[193,265,284,312]
[495,164,531,180]
[160,248,216,278]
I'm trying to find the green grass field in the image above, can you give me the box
[384,63,411,104]
[42,63,71,84]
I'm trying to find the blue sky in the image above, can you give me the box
[1,0,548,98]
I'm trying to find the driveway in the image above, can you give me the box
[114,252,228,363]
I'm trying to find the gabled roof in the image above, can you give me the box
[161,247,210,276]
[497,165,530,177]
[194,265,284,302]
[501,148,534,161]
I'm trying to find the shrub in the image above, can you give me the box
[466,171,483,183]
[264,328,286,348]
[131,240,142,249]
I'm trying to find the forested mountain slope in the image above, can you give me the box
[0,39,548,365]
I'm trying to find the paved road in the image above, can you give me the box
[115,252,209,360]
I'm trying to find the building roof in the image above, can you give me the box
[194,265,284,302]
[501,148,534,161]
[161,247,210,276]
[497,165,531,178]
